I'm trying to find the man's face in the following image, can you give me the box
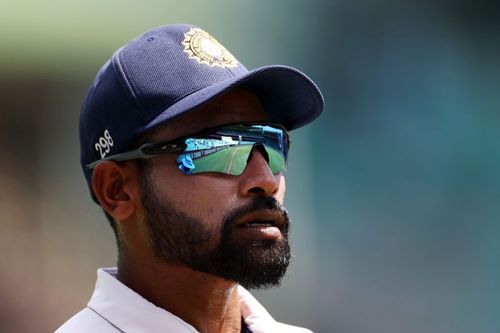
[138,89,291,289]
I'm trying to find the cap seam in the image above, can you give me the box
[224,65,237,77]
[112,49,148,121]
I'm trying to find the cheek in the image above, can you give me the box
[151,163,237,219]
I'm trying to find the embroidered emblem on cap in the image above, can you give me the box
[182,28,238,68]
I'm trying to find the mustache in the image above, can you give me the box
[221,197,290,234]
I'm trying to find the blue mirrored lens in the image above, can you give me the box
[176,124,288,175]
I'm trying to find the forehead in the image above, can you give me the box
[149,88,269,142]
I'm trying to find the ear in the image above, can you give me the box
[91,161,140,221]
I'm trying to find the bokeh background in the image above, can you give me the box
[1,1,499,332]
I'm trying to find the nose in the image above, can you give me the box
[238,148,280,198]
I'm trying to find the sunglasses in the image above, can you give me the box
[86,123,290,175]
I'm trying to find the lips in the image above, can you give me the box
[234,209,286,234]
[244,221,275,227]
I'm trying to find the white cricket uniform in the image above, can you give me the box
[55,268,312,333]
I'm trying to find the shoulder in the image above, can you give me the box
[54,307,119,333]
[238,286,313,333]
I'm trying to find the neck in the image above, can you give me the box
[117,253,242,333]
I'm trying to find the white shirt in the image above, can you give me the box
[55,268,312,333]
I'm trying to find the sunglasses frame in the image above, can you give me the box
[86,122,290,172]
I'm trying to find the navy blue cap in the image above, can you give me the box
[80,24,324,199]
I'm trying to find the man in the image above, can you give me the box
[56,24,323,333]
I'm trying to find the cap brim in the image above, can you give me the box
[138,65,324,135]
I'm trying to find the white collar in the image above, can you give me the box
[88,268,198,332]
[87,267,306,333]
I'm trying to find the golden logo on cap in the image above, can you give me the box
[182,28,238,68]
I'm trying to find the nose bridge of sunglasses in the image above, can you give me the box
[247,143,270,164]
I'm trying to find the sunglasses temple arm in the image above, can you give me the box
[85,147,151,170]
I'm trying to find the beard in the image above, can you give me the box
[140,169,291,290]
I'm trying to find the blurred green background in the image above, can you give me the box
[1,0,499,332]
